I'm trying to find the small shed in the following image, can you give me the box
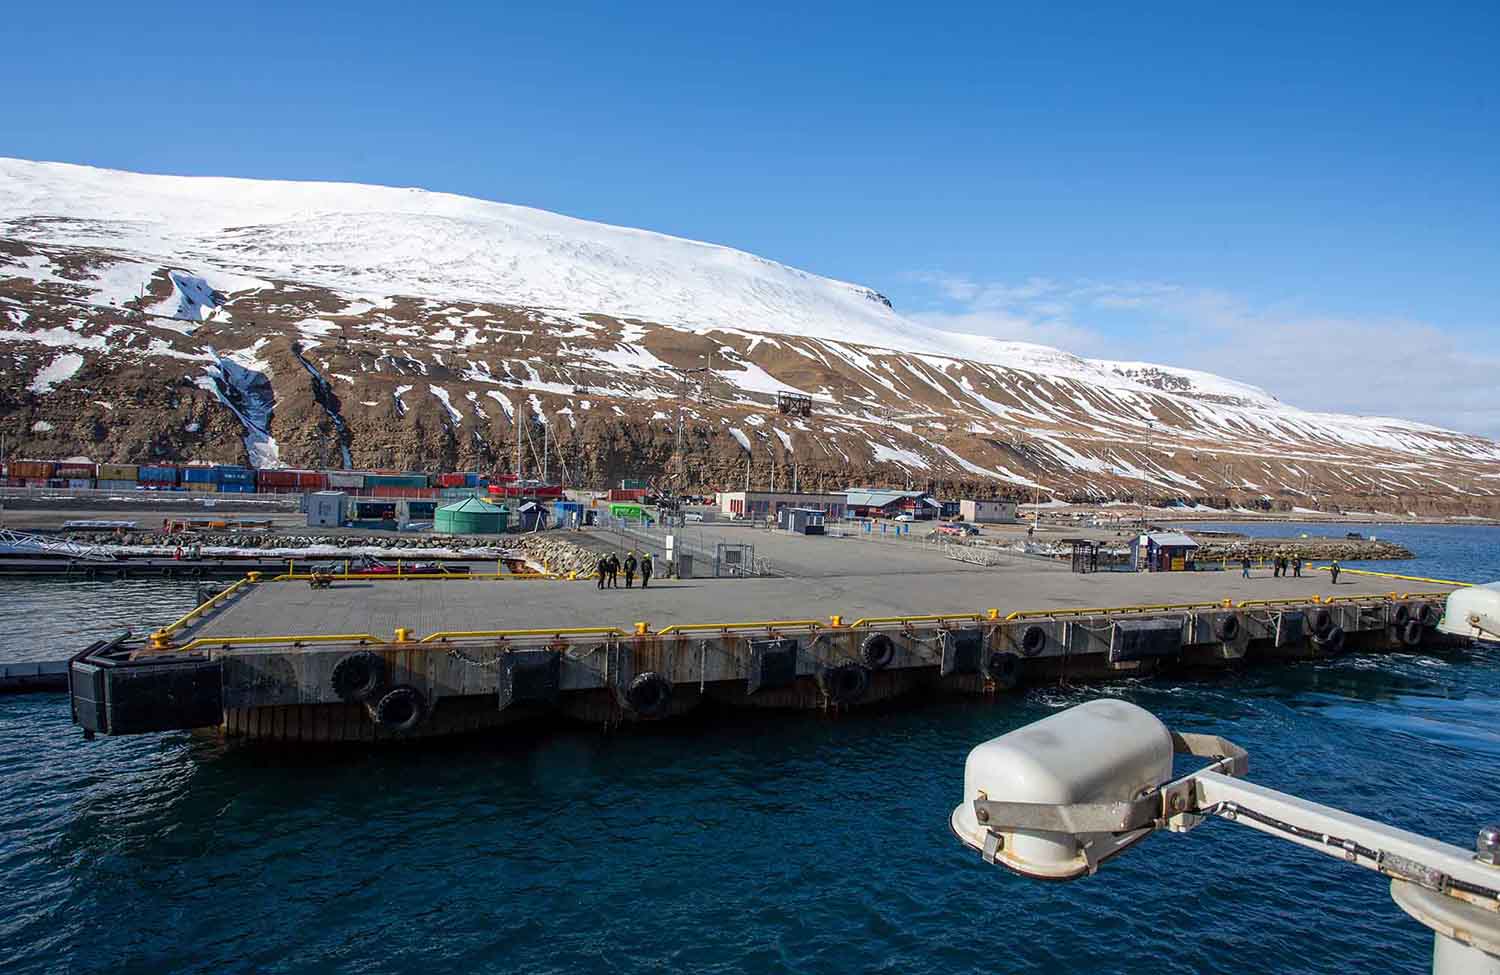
[779,507,826,535]
[434,496,509,535]
[306,491,348,528]
[1131,531,1199,572]
[514,501,549,532]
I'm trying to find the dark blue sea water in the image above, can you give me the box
[1,528,1497,975]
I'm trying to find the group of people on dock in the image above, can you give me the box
[596,551,653,589]
[1240,554,1341,583]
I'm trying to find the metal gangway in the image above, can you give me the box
[0,528,118,561]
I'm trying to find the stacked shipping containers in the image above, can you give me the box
[97,463,138,490]
[217,466,256,493]
[137,465,179,489]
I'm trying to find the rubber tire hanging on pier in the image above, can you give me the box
[818,660,870,705]
[985,650,1022,690]
[1401,619,1425,648]
[1214,615,1240,643]
[1313,624,1346,656]
[625,671,672,718]
[331,651,387,703]
[371,685,426,734]
[859,633,896,670]
[1019,625,1047,657]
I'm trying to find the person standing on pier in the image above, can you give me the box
[596,556,607,590]
[623,552,638,589]
[607,553,621,588]
[1293,556,1303,578]
[1330,559,1341,584]
[640,552,654,588]
[1241,556,1252,579]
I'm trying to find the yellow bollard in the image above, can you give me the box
[394,627,412,642]
[830,615,843,628]
[986,608,999,620]
[634,621,649,636]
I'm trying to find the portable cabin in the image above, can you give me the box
[306,491,348,528]
[1131,531,1200,572]
[779,507,826,535]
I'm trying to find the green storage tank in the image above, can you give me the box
[433,496,509,535]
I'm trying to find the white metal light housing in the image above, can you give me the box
[950,699,1174,880]
[1438,582,1500,643]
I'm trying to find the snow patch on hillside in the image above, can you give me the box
[198,342,280,467]
[27,352,83,393]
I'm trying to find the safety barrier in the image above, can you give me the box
[1308,565,1473,587]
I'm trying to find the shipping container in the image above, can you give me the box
[182,466,219,484]
[257,470,298,488]
[325,471,365,489]
[56,462,97,479]
[370,485,437,499]
[187,482,219,493]
[217,466,255,484]
[218,483,256,493]
[97,463,139,481]
[8,461,55,479]
[365,473,429,489]
[295,471,328,490]
[97,479,138,491]
[434,473,465,488]
[66,478,94,489]
[137,465,179,484]
[608,488,648,502]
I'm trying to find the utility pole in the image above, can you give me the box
[672,361,713,487]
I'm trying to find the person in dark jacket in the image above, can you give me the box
[607,554,621,588]
[1241,556,1252,579]
[1293,556,1303,578]
[597,556,607,589]
[640,553,654,588]
[623,552,638,589]
[1330,559,1341,584]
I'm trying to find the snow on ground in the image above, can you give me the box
[198,344,281,467]
[871,443,930,469]
[27,351,83,393]
[729,428,753,452]
[430,385,463,425]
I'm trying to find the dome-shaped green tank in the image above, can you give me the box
[434,496,509,534]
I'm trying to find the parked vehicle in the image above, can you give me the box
[894,513,914,523]
[684,512,704,523]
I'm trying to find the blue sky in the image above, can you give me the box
[5,1,1498,435]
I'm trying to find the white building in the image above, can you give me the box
[717,491,847,521]
[959,499,1019,524]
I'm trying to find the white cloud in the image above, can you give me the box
[904,273,1500,439]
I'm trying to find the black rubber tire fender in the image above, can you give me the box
[1401,618,1424,648]
[1391,604,1411,627]
[372,685,425,733]
[859,632,896,670]
[331,650,387,703]
[819,660,871,705]
[1308,608,1333,636]
[1214,614,1241,643]
[1314,624,1347,656]
[1416,603,1439,628]
[1019,625,1047,658]
[985,650,1022,690]
[625,671,672,718]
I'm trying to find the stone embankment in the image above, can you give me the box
[63,529,509,551]
[505,534,603,576]
[1193,538,1414,561]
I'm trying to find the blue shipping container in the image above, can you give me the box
[218,483,256,493]
[138,465,178,482]
[216,466,255,483]
[183,467,219,484]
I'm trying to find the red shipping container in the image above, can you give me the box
[608,488,647,502]
[8,460,55,479]
[296,472,328,490]
[435,473,465,488]
[56,463,97,478]
[257,470,299,488]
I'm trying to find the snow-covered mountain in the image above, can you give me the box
[2,157,1498,513]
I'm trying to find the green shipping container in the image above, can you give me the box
[433,496,509,535]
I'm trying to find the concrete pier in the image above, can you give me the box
[65,527,1469,743]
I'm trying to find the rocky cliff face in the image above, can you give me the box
[3,159,1499,515]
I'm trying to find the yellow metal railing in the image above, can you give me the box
[148,574,258,648]
[1307,565,1473,587]
[147,584,1457,655]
